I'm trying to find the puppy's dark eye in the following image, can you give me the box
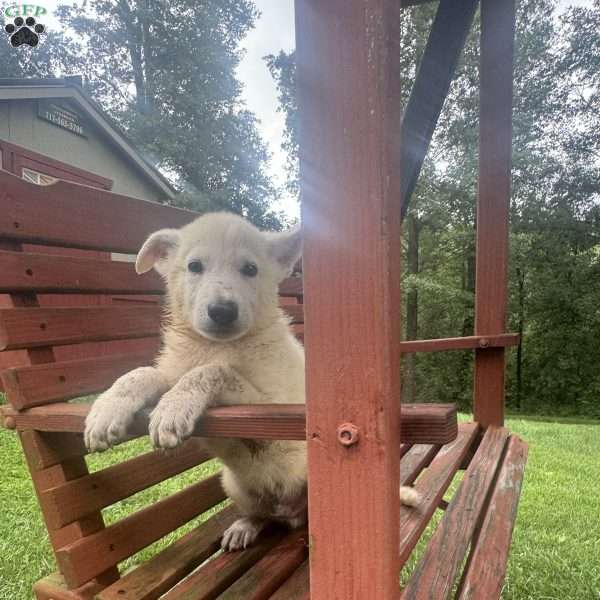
[241,262,258,277]
[188,260,204,274]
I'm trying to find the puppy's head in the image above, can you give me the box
[136,212,301,341]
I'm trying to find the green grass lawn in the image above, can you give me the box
[1,416,599,599]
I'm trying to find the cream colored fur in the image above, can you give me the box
[84,212,419,551]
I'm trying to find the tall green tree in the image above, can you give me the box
[269,0,600,416]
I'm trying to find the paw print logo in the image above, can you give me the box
[5,16,45,47]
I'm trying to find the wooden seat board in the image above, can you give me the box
[268,561,309,600]
[401,426,510,599]
[399,422,479,566]
[41,439,213,528]
[56,473,226,588]
[456,435,528,600]
[2,403,458,445]
[216,528,308,600]
[163,528,290,600]
[400,443,439,486]
[98,505,239,600]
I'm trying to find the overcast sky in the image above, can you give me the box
[27,0,594,219]
[237,0,592,219]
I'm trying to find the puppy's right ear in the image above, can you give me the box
[135,229,181,276]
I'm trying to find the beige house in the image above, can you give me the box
[0,76,175,202]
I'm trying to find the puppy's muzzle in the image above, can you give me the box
[208,301,239,327]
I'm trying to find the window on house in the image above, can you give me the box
[22,167,57,186]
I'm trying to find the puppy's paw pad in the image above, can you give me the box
[221,518,263,551]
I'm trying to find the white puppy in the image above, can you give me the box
[84,212,419,551]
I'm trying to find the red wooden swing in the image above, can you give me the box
[0,0,527,598]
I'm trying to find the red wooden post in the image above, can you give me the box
[473,0,515,427]
[295,1,402,598]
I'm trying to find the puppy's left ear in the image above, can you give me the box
[266,225,303,279]
[135,229,181,276]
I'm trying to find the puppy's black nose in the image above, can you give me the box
[208,301,239,326]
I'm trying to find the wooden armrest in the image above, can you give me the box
[1,402,457,445]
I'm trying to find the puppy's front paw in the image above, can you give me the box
[84,396,134,452]
[148,394,204,449]
[221,517,264,551]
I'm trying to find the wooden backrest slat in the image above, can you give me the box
[0,251,164,294]
[0,170,196,253]
[0,250,303,298]
[1,346,158,409]
[55,473,226,588]
[279,277,303,298]
[2,238,119,585]
[282,304,304,325]
[0,305,302,352]
[41,439,212,529]
[0,306,162,350]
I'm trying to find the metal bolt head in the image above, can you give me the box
[337,422,359,446]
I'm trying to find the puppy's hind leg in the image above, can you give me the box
[221,516,267,551]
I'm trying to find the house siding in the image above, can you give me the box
[0,98,165,202]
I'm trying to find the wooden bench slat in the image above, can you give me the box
[0,250,302,304]
[98,505,239,600]
[0,306,162,350]
[282,304,304,324]
[456,435,528,600]
[41,439,213,528]
[0,250,164,294]
[399,422,479,566]
[269,561,310,600]
[0,170,196,253]
[56,473,227,588]
[278,277,303,298]
[2,403,458,446]
[400,443,439,486]
[1,347,158,409]
[216,528,308,600]
[162,527,290,600]
[401,426,511,599]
